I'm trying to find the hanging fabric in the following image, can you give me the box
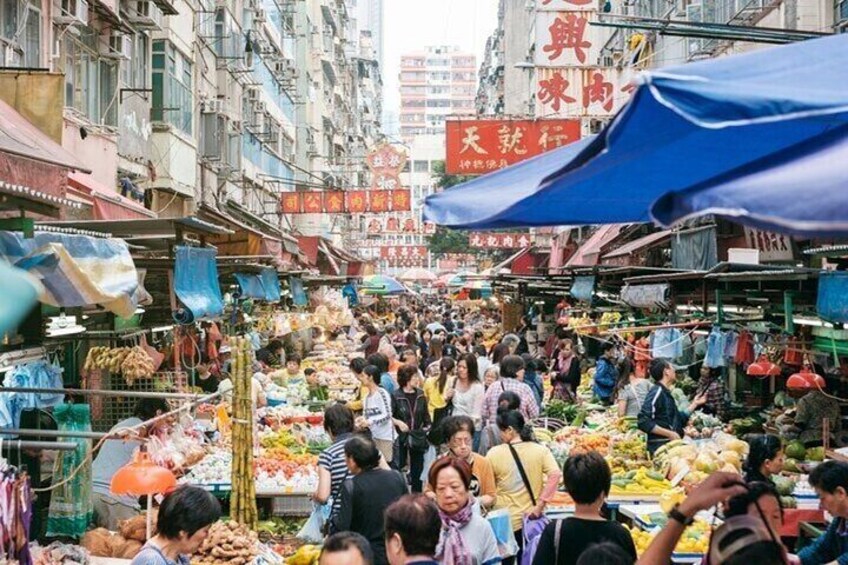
[621,283,669,309]
[704,327,726,368]
[173,246,224,322]
[569,276,595,303]
[46,404,93,538]
[650,327,683,359]
[671,226,718,271]
[289,276,308,306]
[1,362,64,429]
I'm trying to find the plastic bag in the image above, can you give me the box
[486,508,519,559]
[140,334,164,372]
[297,503,326,544]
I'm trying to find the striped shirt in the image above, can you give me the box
[318,432,353,528]
[481,378,539,426]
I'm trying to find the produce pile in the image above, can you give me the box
[652,434,747,487]
[193,520,259,565]
[610,467,672,495]
[628,518,711,555]
[684,411,724,439]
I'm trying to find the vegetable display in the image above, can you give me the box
[193,520,260,565]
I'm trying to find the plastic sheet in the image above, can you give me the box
[174,246,224,321]
[569,276,595,303]
[817,271,848,324]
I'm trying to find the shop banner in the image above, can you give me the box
[535,67,634,118]
[446,119,581,175]
[535,11,605,67]
[380,246,428,266]
[743,227,795,262]
[537,0,597,10]
[469,233,534,249]
[279,189,413,214]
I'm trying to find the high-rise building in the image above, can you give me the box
[353,0,384,69]
[399,46,477,142]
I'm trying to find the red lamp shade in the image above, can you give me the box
[787,366,825,391]
[786,373,813,391]
[747,355,781,377]
[111,450,177,496]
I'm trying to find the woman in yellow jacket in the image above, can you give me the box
[423,357,456,420]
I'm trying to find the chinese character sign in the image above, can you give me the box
[279,190,413,214]
[367,143,407,192]
[446,119,581,175]
[743,227,795,262]
[535,11,604,67]
[536,0,595,10]
[380,246,428,267]
[535,68,632,118]
[468,233,533,249]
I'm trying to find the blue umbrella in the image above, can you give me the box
[361,274,407,295]
[424,34,848,235]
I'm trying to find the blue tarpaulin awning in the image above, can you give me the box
[234,268,281,302]
[173,246,224,322]
[424,34,848,236]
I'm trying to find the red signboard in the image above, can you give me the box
[446,119,581,174]
[279,189,413,214]
[380,246,428,266]
[469,233,534,249]
[347,191,367,213]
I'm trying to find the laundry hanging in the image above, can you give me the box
[0,361,64,429]
[46,404,93,539]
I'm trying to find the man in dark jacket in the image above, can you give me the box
[334,436,409,565]
[799,460,848,565]
[638,358,705,455]
[390,364,430,492]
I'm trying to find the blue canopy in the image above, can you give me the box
[234,267,282,302]
[424,34,848,235]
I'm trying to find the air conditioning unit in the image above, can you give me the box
[202,98,224,114]
[253,7,266,22]
[101,32,131,59]
[54,0,88,26]
[252,112,265,132]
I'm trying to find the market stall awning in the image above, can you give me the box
[493,248,532,273]
[424,34,848,233]
[601,230,671,260]
[67,172,156,220]
[0,99,89,172]
[566,225,626,267]
[0,231,140,317]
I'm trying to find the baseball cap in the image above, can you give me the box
[708,515,786,564]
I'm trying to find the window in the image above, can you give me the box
[2,0,16,41]
[413,160,428,173]
[152,40,193,135]
[22,5,40,67]
[214,8,241,59]
[121,32,148,88]
[63,30,117,126]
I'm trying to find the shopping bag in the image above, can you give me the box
[296,503,326,544]
[486,508,519,559]
[521,514,550,565]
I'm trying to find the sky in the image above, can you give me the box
[381,0,500,136]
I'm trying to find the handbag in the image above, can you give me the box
[427,381,454,445]
[507,443,550,565]
[407,394,429,451]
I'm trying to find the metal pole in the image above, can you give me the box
[1,440,78,451]
[0,428,108,440]
[0,386,211,400]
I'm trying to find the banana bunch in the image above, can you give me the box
[533,427,554,443]
[286,545,320,565]
[611,467,672,495]
[84,347,132,373]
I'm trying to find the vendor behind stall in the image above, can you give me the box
[256,339,285,370]
[285,354,305,383]
[638,359,706,455]
[793,386,840,447]
[306,368,328,402]
[92,398,171,530]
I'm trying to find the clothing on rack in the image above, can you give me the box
[633,337,651,378]
[0,361,64,429]
[722,331,739,361]
[704,327,726,368]
[734,331,755,366]
[0,463,33,565]
[46,404,93,539]
[650,328,683,360]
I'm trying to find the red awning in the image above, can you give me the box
[566,224,626,267]
[0,98,88,173]
[68,172,156,220]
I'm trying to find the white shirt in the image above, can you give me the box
[452,381,485,430]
